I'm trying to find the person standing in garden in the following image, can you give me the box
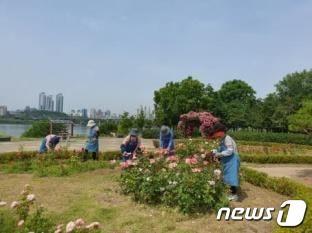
[159,125,175,156]
[210,122,240,201]
[120,128,142,161]
[38,134,61,153]
[85,120,100,160]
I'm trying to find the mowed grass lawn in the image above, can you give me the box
[0,168,287,233]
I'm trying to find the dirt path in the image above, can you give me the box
[246,163,312,187]
[0,169,288,233]
[0,138,155,153]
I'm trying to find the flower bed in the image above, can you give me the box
[119,137,229,214]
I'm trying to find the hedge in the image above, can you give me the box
[229,131,312,145]
[0,150,121,163]
[241,167,312,232]
[240,154,312,164]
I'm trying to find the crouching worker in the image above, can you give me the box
[209,123,240,201]
[39,134,61,153]
[120,128,142,161]
[85,120,100,160]
[159,125,175,156]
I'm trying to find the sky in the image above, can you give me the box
[0,0,312,114]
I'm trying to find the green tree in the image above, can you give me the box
[288,100,312,135]
[261,93,288,131]
[216,79,256,129]
[117,112,135,136]
[261,69,312,132]
[99,120,118,135]
[154,77,215,126]
[275,69,312,114]
[135,106,146,130]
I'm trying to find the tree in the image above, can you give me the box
[288,100,312,135]
[135,106,146,130]
[260,69,312,132]
[99,120,118,135]
[117,112,135,136]
[216,79,256,129]
[154,77,215,126]
[261,93,288,132]
[275,69,312,114]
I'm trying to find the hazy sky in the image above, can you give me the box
[1,0,312,114]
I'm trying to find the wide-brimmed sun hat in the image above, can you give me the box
[87,120,96,128]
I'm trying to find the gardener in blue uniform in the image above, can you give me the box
[39,134,61,153]
[159,125,175,156]
[85,120,100,160]
[120,128,142,161]
[210,123,240,201]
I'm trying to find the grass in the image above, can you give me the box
[0,169,287,233]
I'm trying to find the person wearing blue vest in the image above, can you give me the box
[159,125,174,156]
[39,134,61,153]
[210,122,240,201]
[85,120,100,160]
[120,128,141,161]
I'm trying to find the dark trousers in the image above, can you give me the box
[84,149,98,161]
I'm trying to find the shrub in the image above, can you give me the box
[229,131,312,145]
[22,121,66,138]
[0,150,119,177]
[240,154,312,164]
[119,138,229,214]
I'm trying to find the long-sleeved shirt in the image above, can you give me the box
[220,135,238,157]
[45,134,57,150]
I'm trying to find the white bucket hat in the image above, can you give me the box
[87,120,96,127]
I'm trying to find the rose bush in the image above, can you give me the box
[177,111,219,137]
[119,138,229,214]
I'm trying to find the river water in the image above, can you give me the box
[0,124,88,137]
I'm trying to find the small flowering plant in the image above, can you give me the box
[0,184,101,233]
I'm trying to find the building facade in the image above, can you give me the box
[0,105,8,116]
[56,93,64,112]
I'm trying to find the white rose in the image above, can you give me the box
[0,201,7,207]
[85,222,100,230]
[10,201,19,209]
[75,218,85,228]
[17,220,24,227]
[66,221,76,233]
[208,180,215,186]
[26,194,36,202]
[214,169,222,176]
